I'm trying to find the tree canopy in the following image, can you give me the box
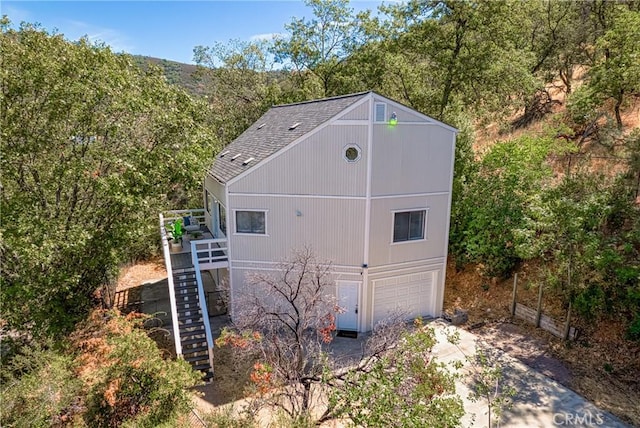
[1,19,218,337]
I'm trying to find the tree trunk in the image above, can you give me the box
[614,89,624,129]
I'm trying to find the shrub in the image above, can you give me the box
[0,345,82,427]
[73,310,202,427]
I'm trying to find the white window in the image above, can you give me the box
[205,190,213,214]
[375,103,386,122]
[235,210,266,234]
[393,210,426,242]
[217,202,227,235]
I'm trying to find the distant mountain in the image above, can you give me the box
[132,55,210,97]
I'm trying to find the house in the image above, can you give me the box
[202,91,457,333]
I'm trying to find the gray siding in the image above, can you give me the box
[371,98,430,123]
[368,194,450,266]
[229,125,368,197]
[338,101,369,120]
[371,124,454,196]
[228,194,365,266]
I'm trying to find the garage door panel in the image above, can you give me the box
[373,271,436,325]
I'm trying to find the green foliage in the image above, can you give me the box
[0,310,200,427]
[515,156,640,320]
[587,9,640,128]
[76,310,202,427]
[627,316,640,342]
[272,0,365,97]
[0,345,82,427]
[327,320,464,427]
[0,21,218,337]
[468,347,516,428]
[204,405,257,428]
[455,134,560,277]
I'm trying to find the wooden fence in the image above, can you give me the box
[511,273,577,341]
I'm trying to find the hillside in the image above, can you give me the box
[132,55,210,97]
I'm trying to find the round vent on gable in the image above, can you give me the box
[343,144,361,163]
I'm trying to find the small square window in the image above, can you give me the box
[236,210,266,234]
[393,210,426,242]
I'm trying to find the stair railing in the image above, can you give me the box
[159,213,183,357]
[191,240,215,373]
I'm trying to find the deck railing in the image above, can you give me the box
[193,238,229,270]
[159,212,183,356]
[161,208,206,226]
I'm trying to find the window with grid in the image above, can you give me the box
[393,210,426,242]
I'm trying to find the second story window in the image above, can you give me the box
[235,210,266,234]
[393,210,426,242]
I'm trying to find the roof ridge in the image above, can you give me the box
[272,91,371,108]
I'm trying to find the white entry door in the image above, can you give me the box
[337,281,359,331]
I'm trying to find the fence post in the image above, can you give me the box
[563,301,572,340]
[535,283,544,328]
[511,273,518,316]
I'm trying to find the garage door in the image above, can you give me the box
[373,271,435,326]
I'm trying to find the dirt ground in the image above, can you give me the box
[444,260,640,427]
[116,258,640,426]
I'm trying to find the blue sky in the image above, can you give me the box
[2,1,386,64]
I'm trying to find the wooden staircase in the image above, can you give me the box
[173,267,214,382]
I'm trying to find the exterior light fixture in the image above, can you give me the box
[389,112,398,126]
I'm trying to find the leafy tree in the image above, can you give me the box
[515,167,640,322]
[378,0,536,121]
[0,19,218,337]
[193,39,284,142]
[467,347,516,428]
[587,9,640,128]
[324,318,464,427]
[0,345,82,427]
[272,0,366,97]
[455,134,562,277]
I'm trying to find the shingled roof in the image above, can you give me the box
[209,92,369,184]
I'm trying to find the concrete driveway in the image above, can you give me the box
[428,320,630,428]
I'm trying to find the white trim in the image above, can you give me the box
[372,191,450,200]
[232,209,268,236]
[367,257,445,273]
[369,264,444,279]
[440,131,457,315]
[364,95,374,267]
[225,184,233,319]
[226,95,370,187]
[371,93,458,133]
[390,207,429,244]
[230,259,362,271]
[229,192,366,200]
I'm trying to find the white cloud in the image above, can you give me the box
[66,20,134,53]
[249,32,284,42]
[3,5,31,25]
